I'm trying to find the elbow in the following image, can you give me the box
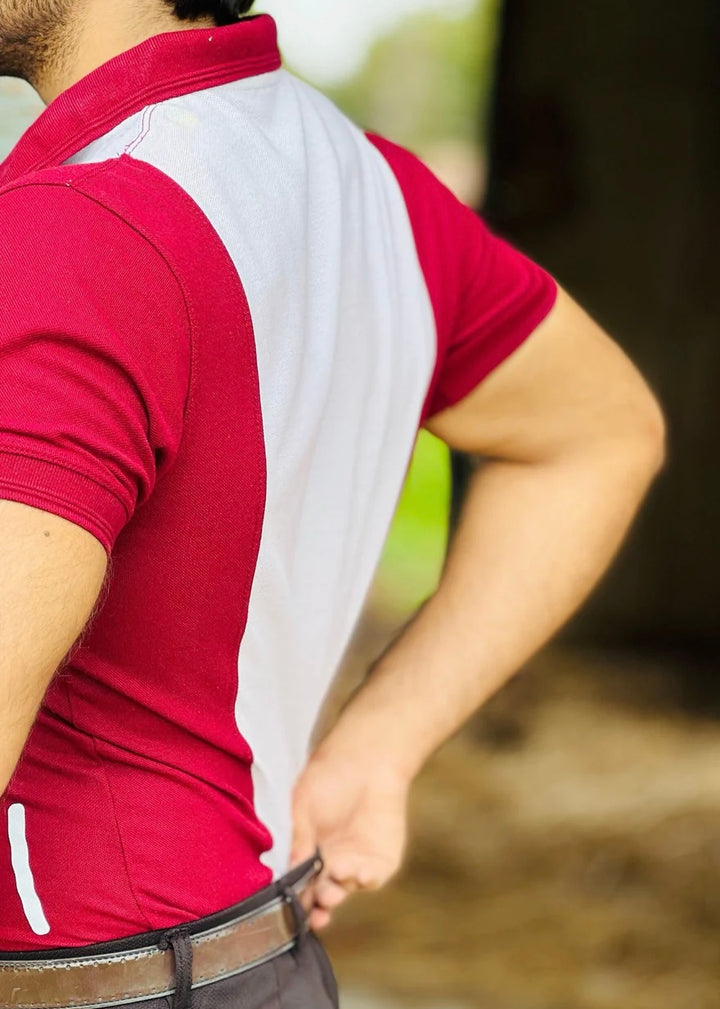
[623,386,667,482]
[640,390,667,476]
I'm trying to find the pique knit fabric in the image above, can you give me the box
[0,14,557,948]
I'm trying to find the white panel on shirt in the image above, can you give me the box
[66,68,436,876]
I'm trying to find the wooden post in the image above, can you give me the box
[478,0,720,648]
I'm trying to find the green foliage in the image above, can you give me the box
[327,0,502,150]
[372,431,451,619]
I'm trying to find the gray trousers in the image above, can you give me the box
[112,857,340,1009]
[130,930,339,1009]
[0,858,339,1009]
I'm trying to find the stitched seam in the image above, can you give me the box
[0,173,194,428]
[0,473,121,543]
[18,56,281,175]
[76,164,196,426]
[0,476,119,535]
[125,106,157,157]
[89,736,156,934]
[0,445,133,509]
[123,107,149,156]
[0,950,160,972]
[79,730,236,801]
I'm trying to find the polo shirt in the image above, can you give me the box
[0,14,557,949]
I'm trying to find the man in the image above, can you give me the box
[0,0,664,1006]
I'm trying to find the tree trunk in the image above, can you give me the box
[477,0,720,650]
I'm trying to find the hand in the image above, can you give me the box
[290,747,411,931]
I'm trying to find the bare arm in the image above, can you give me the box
[292,286,665,927]
[0,501,108,798]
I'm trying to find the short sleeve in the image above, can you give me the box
[0,181,191,554]
[366,135,558,422]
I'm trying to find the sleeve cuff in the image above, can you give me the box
[0,449,129,554]
[422,274,559,422]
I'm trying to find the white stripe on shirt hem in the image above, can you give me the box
[8,803,51,935]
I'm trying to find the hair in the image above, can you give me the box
[166,0,255,27]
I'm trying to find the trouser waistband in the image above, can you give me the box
[0,851,324,1009]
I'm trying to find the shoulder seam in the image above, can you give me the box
[0,163,195,427]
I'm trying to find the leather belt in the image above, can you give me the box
[0,856,323,1009]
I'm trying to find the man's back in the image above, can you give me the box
[0,14,556,948]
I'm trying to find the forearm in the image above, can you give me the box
[315,437,662,780]
[293,289,665,923]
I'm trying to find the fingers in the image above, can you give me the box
[298,861,365,932]
[307,856,380,927]
[306,870,353,932]
[315,874,355,909]
[289,753,410,933]
[298,852,401,931]
[308,906,332,931]
[323,853,386,892]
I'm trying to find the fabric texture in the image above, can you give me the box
[0,857,339,1009]
[136,934,339,1009]
[0,13,558,949]
[0,176,191,554]
[366,134,559,420]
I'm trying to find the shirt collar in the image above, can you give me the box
[0,14,281,188]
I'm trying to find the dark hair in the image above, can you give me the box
[167,0,255,27]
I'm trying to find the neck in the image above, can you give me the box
[37,3,216,105]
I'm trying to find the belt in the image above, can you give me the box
[0,854,323,1009]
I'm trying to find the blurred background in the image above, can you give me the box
[2,1,719,1006]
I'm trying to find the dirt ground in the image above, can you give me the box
[319,616,720,1009]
